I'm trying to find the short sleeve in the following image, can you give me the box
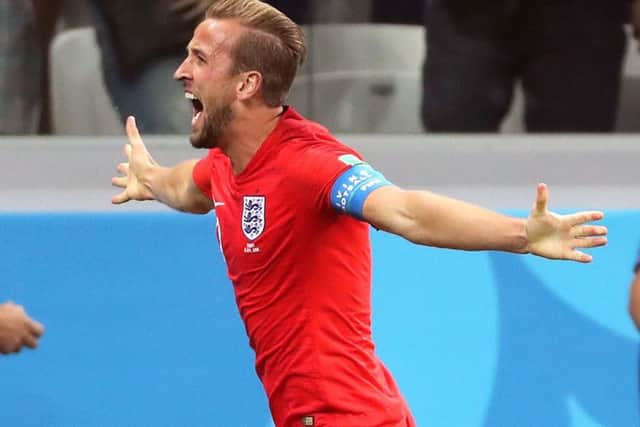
[192,150,215,200]
[284,144,363,212]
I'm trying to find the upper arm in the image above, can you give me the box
[361,185,413,234]
[154,158,213,214]
[183,159,215,213]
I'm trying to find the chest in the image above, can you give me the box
[209,172,303,267]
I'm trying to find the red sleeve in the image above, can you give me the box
[192,150,215,200]
[284,142,363,211]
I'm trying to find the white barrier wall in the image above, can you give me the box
[1,134,639,211]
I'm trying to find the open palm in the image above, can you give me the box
[111,116,157,204]
[525,183,607,263]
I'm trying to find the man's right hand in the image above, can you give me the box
[112,116,158,204]
[0,302,45,354]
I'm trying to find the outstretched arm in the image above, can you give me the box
[111,116,214,214]
[362,183,607,263]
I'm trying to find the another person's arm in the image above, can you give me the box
[0,302,45,355]
[630,266,640,330]
[111,116,214,213]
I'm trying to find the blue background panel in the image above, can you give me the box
[1,211,638,427]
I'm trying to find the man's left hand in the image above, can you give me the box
[525,183,608,263]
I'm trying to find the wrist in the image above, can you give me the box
[516,218,530,254]
[141,164,161,201]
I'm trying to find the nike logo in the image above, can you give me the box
[214,202,225,208]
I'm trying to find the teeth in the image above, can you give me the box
[185,92,198,100]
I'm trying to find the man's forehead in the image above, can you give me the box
[190,18,243,55]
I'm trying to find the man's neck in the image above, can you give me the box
[221,105,285,175]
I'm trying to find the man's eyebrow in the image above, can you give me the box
[186,46,209,57]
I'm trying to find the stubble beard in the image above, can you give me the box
[190,102,234,150]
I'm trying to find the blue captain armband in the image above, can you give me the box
[330,163,392,219]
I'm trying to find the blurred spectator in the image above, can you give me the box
[0,0,60,135]
[630,252,640,330]
[88,0,308,134]
[87,0,197,134]
[371,0,422,25]
[421,0,630,132]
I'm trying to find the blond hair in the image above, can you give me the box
[206,0,307,106]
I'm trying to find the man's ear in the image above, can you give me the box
[237,71,262,100]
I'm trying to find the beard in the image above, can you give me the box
[190,100,234,149]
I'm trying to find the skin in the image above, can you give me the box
[111,17,608,263]
[629,270,640,330]
[0,302,45,355]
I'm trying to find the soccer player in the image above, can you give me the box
[0,302,44,355]
[110,1,608,425]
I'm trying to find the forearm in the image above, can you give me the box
[143,160,212,214]
[630,273,640,330]
[392,190,528,253]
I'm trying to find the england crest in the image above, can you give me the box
[242,196,266,241]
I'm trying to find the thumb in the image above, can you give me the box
[126,116,155,162]
[534,183,548,215]
[126,116,144,147]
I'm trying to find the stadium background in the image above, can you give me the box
[0,135,638,426]
[1,0,640,425]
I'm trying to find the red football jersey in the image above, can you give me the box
[193,107,415,427]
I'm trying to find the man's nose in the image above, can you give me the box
[174,60,189,82]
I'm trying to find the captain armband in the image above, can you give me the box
[330,164,392,220]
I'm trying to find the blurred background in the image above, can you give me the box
[4,0,640,136]
[1,1,640,426]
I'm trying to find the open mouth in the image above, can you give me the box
[185,92,204,126]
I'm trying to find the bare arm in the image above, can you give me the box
[362,183,607,262]
[111,117,214,214]
[630,270,640,330]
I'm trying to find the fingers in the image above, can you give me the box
[111,190,130,205]
[22,333,39,349]
[117,162,129,175]
[568,250,593,264]
[563,235,608,263]
[570,224,608,238]
[566,211,605,226]
[572,235,608,249]
[26,318,44,338]
[111,176,127,189]
[534,183,548,215]
[125,117,155,163]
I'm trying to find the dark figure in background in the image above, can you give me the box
[88,0,308,134]
[0,0,61,134]
[371,0,423,25]
[421,0,631,132]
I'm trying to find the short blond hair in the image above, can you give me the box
[206,0,307,106]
